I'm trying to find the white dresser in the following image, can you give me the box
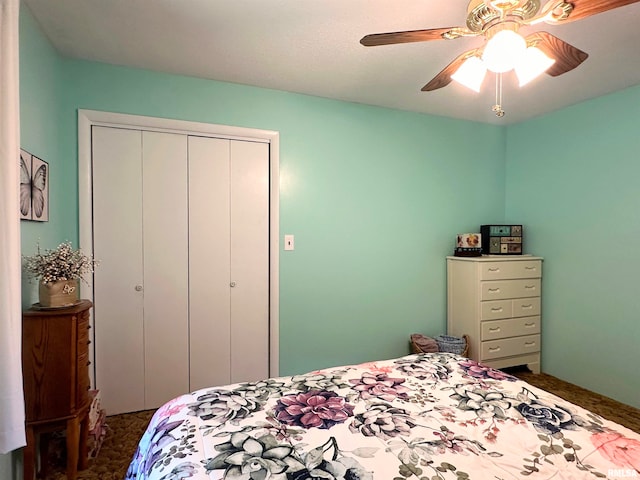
[446,255,543,373]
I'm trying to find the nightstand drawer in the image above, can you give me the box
[480,260,542,280]
[481,279,541,300]
[481,334,541,360]
[481,316,540,340]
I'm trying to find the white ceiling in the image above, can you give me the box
[24,0,640,125]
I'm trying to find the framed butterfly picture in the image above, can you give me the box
[20,149,49,222]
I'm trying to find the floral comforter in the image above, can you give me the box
[125,353,640,480]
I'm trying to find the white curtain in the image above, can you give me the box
[0,0,25,454]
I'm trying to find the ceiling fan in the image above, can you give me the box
[360,0,640,115]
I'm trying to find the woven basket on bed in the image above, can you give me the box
[434,335,469,356]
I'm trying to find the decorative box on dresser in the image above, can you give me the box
[22,300,93,480]
[446,256,542,373]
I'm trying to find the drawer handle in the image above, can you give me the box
[524,322,536,327]
[489,347,501,352]
[524,285,536,289]
[489,327,501,332]
[524,342,536,347]
[488,267,500,272]
[525,266,536,270]
[520,304,533,309]
[488,288,500,292]
[491,307,503,312]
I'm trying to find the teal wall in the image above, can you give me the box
[18,2,66,307]
[57,59,506,373]
[505,84,640,409]
[0,453,14,480]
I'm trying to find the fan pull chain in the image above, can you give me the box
[492,73,505,117]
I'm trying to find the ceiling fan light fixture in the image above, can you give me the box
[514,46,556,86]
[451,56,487,92]
[482,29,527,73]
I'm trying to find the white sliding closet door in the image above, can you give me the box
[92,127,145,415]
[188,137,232,390]
[189,137,269,391]
[229,141,269,383]
[92,127,189,414]
[141,132,189,408]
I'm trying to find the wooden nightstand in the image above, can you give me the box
[22,300,93,480]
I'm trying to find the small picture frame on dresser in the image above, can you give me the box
[454,233,482,257]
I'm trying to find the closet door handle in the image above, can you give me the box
[230,282,237,287]
[135,285,143,292]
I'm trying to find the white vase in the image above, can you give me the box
[38,279,79,308]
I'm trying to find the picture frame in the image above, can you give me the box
[20,149,49,222]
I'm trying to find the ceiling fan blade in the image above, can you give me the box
[558,0,640,22]
[526,31,588,76]
[421,48,482,92]
[360,27,462,46]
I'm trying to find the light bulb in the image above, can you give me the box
[482,29,527,73]
[514,47,556,86]
[451,56,487,92]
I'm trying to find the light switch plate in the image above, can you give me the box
[284,235,294,251]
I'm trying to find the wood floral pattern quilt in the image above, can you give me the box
[125,353,640,480]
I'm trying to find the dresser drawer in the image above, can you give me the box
[77,323,90,345]
[513,297,540,317]
[481,334,541,360]
[481,300,513,320]
[481,297,541,320]
[77,350,91,405]
[481,279,541,300]
[481,316,541,340]
[480,260,542,280]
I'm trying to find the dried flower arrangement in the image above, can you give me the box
[23,241,98,284]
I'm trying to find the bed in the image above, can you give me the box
[125,353,639,479]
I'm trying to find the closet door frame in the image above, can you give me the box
[77,109,280,385]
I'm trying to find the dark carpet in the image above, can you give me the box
[45,371,639,479]
[47,409,155,480]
